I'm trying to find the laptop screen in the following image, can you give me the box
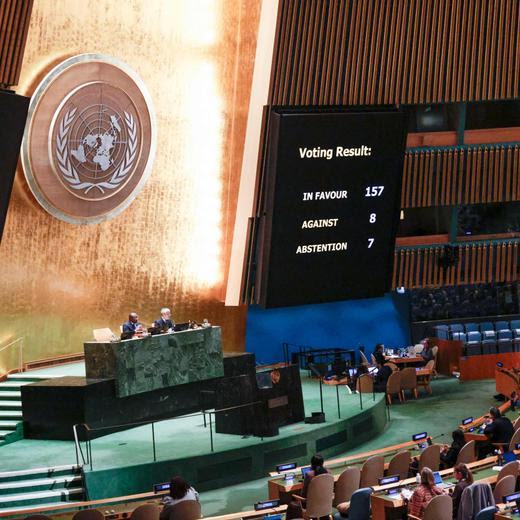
[301,466,312,478]
[433,472,443,485]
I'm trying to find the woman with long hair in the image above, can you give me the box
[451,463,474,518]
[407,467,444,518]
[440,429,466,468]
[301,454,329,498]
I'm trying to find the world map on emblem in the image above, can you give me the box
[52,83,139,200]
[21,54,156,224]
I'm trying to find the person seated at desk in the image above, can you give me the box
[373,343,386,366]
[373,362,392,392]
[160,475,199,520]
[477,406,514,458]
[451,463,473,519]
[154,307,175,332]
[440,429,466,468]
[420,340,434,363]
[121,312,145,339]
[301,454,329,498]
[407,467,445,519]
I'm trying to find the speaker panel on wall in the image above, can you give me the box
[0,90,30,243]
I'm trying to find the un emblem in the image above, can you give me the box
[22,54,156,224]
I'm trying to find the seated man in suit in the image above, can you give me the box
[478,406,514,458]
[154,307,175,332]
[122,312,145,339]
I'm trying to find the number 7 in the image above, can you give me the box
[368,238,374,248]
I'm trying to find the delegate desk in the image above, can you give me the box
[371,455,506,520]
[384,355,424,368]
[267,438,432,500]
[84,326,224,397]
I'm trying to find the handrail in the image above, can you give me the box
[72,400,265,470]
[0,336,24,377]
[73,423,90,468]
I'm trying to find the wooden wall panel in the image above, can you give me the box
[401,145,520,208]
[393,242,520,289]
[0,0,33,87]
[269,0,520,105]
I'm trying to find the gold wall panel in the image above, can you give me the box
[0,0,261,365]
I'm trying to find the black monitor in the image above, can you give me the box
[173,322,190,332]
[256,371,273,389]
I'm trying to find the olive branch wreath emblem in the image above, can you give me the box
[55,107,138,195]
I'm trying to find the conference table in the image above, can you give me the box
[496,511,520,519]
[384,355,425,367]
[370,455,506,520]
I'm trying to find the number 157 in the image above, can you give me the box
[365,186,384,197]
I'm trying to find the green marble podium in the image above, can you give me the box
[84,326,224,397]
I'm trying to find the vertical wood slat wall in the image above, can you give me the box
[394,242,519,288]
[401,145,520,208]
[0,0,34,87]
[269,0,520,106]
[267,0,520,290]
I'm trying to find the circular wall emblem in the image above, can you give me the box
[22,54,156,224]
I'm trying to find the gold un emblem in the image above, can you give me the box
[22,54,156,224]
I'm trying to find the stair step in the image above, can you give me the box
[0,391,21,400]
[0,420,18,429]
[7,374,56,381]
[0,500,83,515]
[0,410,22,419]
[0,380,34,388]
[0,487,84,507]
[0,430,16,439]
[0,465,80,481]
[0,475,82,494]
[0,400,21,409]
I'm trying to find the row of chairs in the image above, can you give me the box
[434,319,520,340]
[22,500,201,520]
[357,363,434,404]
[457,329,520,356]
[294,441,519,519]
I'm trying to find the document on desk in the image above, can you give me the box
[401,489,413,500]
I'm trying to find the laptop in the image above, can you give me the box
[368,366,378,375]
[301,466,312,479]
[433,471,450,489]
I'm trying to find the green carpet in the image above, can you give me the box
[199,376,510,517]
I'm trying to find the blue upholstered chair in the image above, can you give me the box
[495,320,510,332]
[333,487,372,520]
[466,331,482,356]
[452,331,466,343]
[481,330,497,355]
[433,325,449,340]
[497,329,513,353]
[464,322,478,333]
[479,321,495,333]
[450,324,464,338]
[474,506,497,520]
[513,328,520,350]
[511,319,520,330]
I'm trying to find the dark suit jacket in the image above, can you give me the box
[122,320,141,334]
[154,318,174,331]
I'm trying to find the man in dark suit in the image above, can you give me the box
[478,406,514,458]
[154,307,175,332]
[122,312,143,338]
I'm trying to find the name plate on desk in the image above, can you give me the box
[268,396,289,409]
[84,326,224,397]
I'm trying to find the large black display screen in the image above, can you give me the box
[257,108,407,308]
[0,91,30,243]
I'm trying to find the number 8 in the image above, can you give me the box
[369,213,376,223]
